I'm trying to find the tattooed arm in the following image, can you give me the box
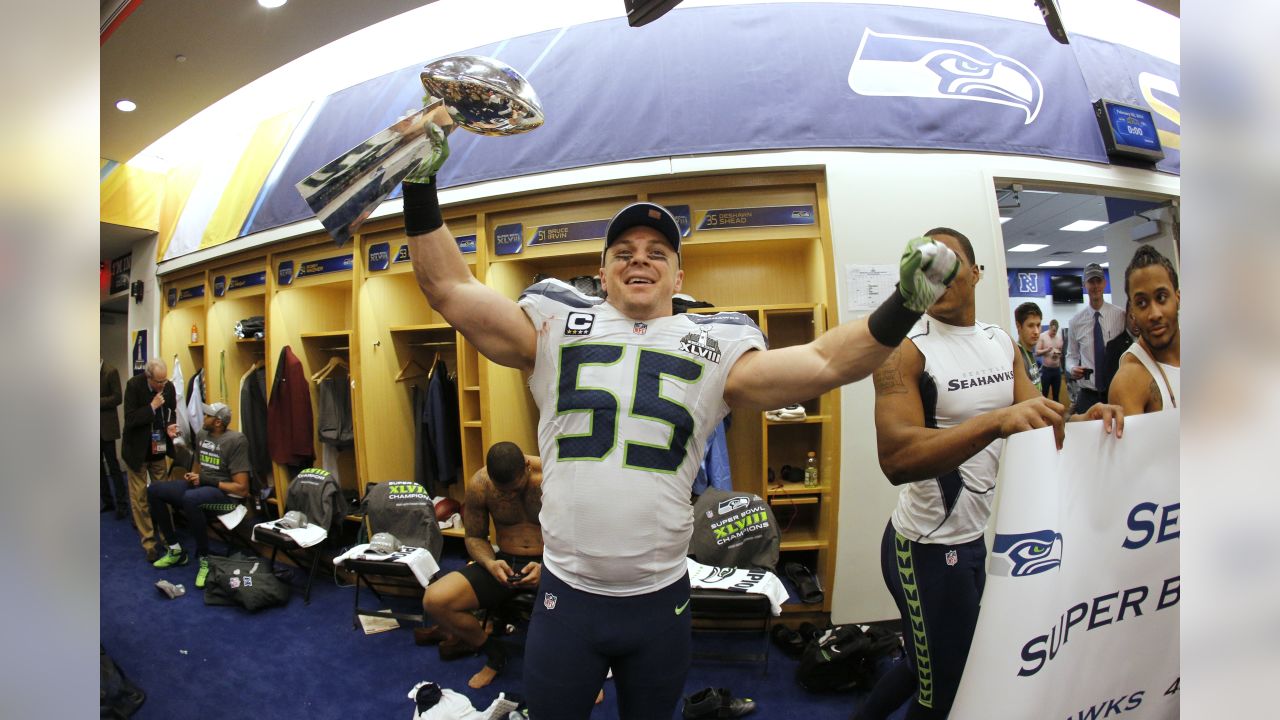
[873,339,1067,485]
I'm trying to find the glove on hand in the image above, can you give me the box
[403,122,451,184]
[899,236,960,313]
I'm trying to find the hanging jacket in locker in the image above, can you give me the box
[316,369,354,449]
[239,365,270,494]
[185,368,204,443]
[425,357,461,488]
[692,417,733,496]
[267,346,314,467]
[412,383,437,496]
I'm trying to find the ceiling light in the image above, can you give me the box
[258,0,287,8]
[1008,243,1048,252]
[1038,260,1069,267]
[999,217,1012,224]
[1082,245,1107,253]
[1060,220,1108,232]
[115,99,136,112]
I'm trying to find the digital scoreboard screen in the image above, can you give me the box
[1093,99,1165,163]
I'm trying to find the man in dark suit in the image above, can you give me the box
[122,358,179,562]
[100,360,126,519]
[1101,313,1138,402]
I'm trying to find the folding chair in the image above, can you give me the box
[250,468,346,604]
[686,488,783,675]
[337,480,444,629]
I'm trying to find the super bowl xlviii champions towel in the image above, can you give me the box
[686,558,790,616]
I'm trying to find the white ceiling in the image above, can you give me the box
[996,188,1168,270]
[100,0,434,163]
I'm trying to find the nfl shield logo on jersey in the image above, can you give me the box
[543,592,558,610]
[633,322,648,335]
[945,550,958,567]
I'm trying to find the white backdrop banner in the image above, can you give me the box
[952,410,1180,720]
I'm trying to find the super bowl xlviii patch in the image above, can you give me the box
[679,326,722,363]
[633,322,648,335]
[945,550,958,566]
[564,312,594,336]
[543,592,558,610]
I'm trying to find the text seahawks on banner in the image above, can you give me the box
[951,411,1179,720]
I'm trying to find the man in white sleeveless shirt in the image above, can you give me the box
[1109,245,1180,413]
[398,131,962,720]
[859,228,1125,720]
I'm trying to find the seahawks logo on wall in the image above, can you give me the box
[990,529,1063,577]
[848,28,1044,125]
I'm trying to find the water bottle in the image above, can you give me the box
[191,324,199,343]
[804,451,819,488]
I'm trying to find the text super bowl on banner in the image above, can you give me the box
[952,411,1179,720]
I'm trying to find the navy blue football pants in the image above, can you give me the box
[147,479,237,557]
[854,521,986,720]
[524,568,691,720]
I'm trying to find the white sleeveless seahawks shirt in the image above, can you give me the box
[891,317,1015,545]
[519,279,767,596]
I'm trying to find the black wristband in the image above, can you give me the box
[402,176,443,236]
[867,288,922,347]
[200,475,219,488]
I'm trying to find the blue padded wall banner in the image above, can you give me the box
[244,4,1179,237]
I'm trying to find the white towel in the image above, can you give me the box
[218,504,247,530]
[686,558,790,616]
[334,543,440,588]
[252,519,328,548]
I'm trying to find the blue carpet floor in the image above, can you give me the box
[100,510,908,719]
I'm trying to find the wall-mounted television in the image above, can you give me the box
[1051,274,1084,304]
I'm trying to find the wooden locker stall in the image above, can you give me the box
[205,257,268,426]
[354,216,479,536]
[266,239,359,510]
[159,270,208,440]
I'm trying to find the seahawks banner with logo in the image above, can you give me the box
[952,410,1179,719]
[238,4,1179,241]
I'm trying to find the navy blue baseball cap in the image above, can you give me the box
[603,202,682,261]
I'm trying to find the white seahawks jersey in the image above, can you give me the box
[519,279,767,596]
[892,317,1015,545]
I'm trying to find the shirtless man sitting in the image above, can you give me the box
[420,441,542,689]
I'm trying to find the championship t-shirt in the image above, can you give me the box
[196,430,252,498]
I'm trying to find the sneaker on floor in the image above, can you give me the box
[153,547,188,569]
[194,556,210,588]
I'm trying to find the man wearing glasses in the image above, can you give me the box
[121,358,180,562]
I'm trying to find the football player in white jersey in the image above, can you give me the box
[400,136,959,720]
[859,229,1124,720]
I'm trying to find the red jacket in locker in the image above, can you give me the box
[267,346,314,466]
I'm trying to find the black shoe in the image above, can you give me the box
[770,625,807,659]
[682,688,757,719]
[784,562,824,604]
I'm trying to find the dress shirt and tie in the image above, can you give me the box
[1067,300,1126,412]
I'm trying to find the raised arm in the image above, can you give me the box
[873,340,1065,485]
[724,317,895,410]
[725,236,959,409]
[402,125,536,371]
